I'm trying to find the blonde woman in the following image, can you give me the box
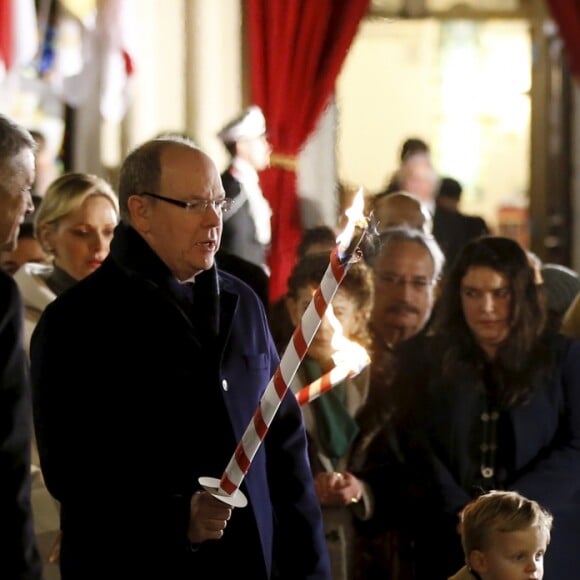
[14,172,119,355]
[14,172,119,580]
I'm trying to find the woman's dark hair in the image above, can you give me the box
[432,235,550,407]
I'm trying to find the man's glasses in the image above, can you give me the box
[376,272,436,292]
[139,192,233,214]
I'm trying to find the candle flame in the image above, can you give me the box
[325,304,370,375]
[336,188,366,255]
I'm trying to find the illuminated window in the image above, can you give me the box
[427,0,520,10]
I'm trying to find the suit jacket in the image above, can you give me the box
[13,263,61,579]
[0,271,42,579]
[220,169,269,269]
[31,223,330,579]
[432,205,489,270]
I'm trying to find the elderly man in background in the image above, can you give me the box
[0,113,43,579]
[372,190,433,235]
[370,227,444,349]
[347,226,445,579]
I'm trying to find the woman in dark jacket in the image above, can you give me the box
[354,236,580,580]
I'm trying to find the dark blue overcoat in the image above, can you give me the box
[31,224,330,579]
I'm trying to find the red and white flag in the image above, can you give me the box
[0,0,38,81]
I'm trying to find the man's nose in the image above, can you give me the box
[205,203,222,225]
[392,278,414,299]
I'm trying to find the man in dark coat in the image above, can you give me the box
[0,114,42,579]
[217,105,272,273]
[433,176,490,270]
[391,154,489,271]
[31,136,330,579]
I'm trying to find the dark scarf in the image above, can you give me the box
[110,223,220,338]
[302,357,359,468]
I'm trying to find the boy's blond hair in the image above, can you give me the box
[460,490,553,557]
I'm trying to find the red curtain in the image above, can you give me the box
[0,0,13,70]
[246,0,370,302]
[547,0,580,79]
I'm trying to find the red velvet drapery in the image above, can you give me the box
[246,0,370,302]
[547,0,580,79]
[0,0,13,70]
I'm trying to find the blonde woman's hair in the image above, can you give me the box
[34,173,119,253]
[461,490,553,557]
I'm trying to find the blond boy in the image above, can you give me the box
[449,490,553,580]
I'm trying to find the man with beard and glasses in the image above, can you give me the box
[369,227,444,349]
[347,226,445,579]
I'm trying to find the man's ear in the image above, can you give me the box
[127,195,150,233]
[469,550,488,575]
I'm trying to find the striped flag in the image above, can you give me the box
[0,0,38,80]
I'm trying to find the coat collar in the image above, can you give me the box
[109,222,238,346]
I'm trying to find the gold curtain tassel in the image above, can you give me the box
[269,152,298,172]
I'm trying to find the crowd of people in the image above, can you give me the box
[2,112,580,580]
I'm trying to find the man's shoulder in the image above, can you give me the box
[434,206,489,245]
[433,204,459,228]
[219,267,256,293]
[461,213,489,235]
[42,261,118,317]
[220,169,242,198]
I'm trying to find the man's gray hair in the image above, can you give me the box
[374,226,445,281]
[0,114,36,161]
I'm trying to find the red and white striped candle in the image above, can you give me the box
[295,362,369,406]
[200,190,369,506]
[295,350,370,406]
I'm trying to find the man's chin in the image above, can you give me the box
[387,313,418,328]
[377,325,417,347]
[197,256,215,271]
[399,327,420,341]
